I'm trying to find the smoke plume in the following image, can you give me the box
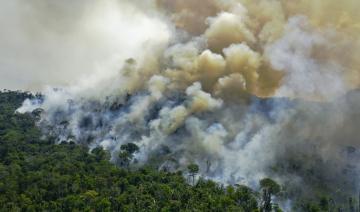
[10,0,360,202]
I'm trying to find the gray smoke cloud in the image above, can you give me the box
[0,0,170,91]
[10,0,360,203]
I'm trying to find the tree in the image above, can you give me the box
[233,185,258,211]
[187,163,199,186]
[259,178,281,212]
[118,143,139,168]
[120,143,139,154]
[91,146,110,162]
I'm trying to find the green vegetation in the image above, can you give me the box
[1,90,358,211]
[187,163,199,186]
[0,90,263,211]
[118,143,140,169]
[259,178,281,212]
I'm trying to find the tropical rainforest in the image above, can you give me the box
[1,0,360,211]
[0,90,358,212]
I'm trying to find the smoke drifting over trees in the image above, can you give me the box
[6,0,360,204]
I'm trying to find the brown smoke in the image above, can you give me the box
[155,0,360,101]
[156,0,219,35]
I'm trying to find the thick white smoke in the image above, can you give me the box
[265,16,347,100]
[10,0,360,202]
[0,0,170,91]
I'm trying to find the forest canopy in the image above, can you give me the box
[0,90,356,211]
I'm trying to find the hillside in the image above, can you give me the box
[0,90,264,211]
[2,90,360,211]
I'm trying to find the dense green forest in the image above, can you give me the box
[0,90,353,211]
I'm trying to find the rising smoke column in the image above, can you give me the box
[15,0,360,201]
